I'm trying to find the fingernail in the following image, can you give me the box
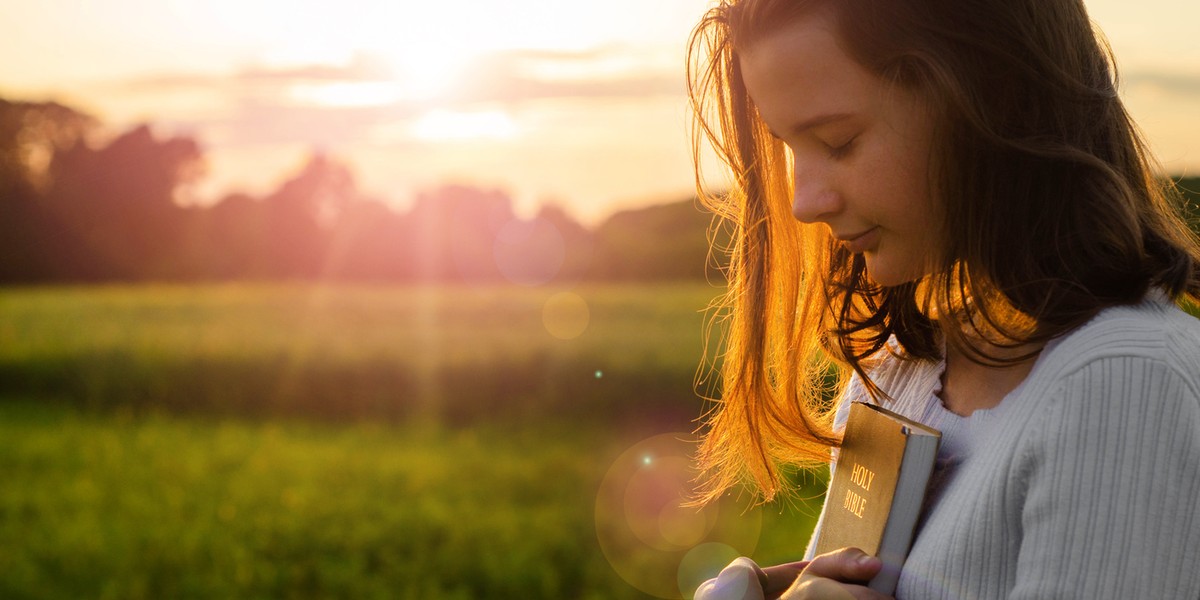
[857,554,879,567]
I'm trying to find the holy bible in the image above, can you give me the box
[811,401,941,594]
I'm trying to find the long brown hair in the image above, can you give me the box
[688,0,1200,503]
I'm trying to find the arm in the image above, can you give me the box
[1012,356,1200,598]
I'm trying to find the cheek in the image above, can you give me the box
[883,143,935,222]
[859,152,928,221]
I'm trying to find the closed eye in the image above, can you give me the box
[826,135,858,159]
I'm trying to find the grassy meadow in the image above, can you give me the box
[0,283,825,599]
[0,284,724,424]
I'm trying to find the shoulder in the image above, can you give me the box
[997,294,1200,461]
[1011,295,1200,460]
[995,299,1200,600]
[1035,294,1200,387]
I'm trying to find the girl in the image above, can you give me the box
[687,0,1200,598]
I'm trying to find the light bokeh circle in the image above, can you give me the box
[622,455,718,551]
[678,543,744,600]
[596,433,762,599]
[542,291,590,339]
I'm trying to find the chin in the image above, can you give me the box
[863,260,926,288]
[867,275,914,288]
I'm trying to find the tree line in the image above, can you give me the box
[3,96,1196,285]
[0,97,722,284]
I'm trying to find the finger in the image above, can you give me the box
[694,557,768,600]
[763,561,808,599]
[786,578,889,600]
[802,548,882,584]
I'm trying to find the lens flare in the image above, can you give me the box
[542,292,590,340]
[622,454,717,551]
[678,543,744,600]
[596,433,762,599]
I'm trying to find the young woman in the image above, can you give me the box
[687,0,1200,598]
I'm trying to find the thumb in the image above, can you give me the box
[802,548,882,584]
[694,557,767,600]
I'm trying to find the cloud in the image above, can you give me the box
[117,54,395,91]
[449,47,684,104]
[100,46,685,149]
[203,100,418,148]
[233,56,396,84]
[116,46,682,109]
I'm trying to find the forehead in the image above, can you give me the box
[738,12,881,131]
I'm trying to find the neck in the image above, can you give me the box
[938,336,1043,417]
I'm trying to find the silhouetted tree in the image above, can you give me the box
[0,99,95,193]
[254,152,348,277]
[186,151,383,280]
[0,94,736,284]
[534,203,594,282]
[323,198,409,280]
[43,124,202,279]
[179,192,269,279]
[590,200,715,280]
[403,185,516,281]
[0,99,96,281]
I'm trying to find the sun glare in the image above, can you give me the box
[289,81,409,108]
[371,17,488,102]
[391,51,475,103]
[410,108,519,142]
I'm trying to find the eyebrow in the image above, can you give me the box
[768,113,855,140]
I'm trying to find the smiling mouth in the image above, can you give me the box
[836,227,879,253]
[838,228,876,242]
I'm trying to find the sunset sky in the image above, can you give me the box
[2,0,1198,224]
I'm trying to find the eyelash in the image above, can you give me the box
[826,136,857,159]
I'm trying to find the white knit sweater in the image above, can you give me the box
[698,294,1200,599]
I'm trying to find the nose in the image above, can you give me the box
[791,162,840,223]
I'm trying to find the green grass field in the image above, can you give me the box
[0,284,824,599]
[0,283,723,424]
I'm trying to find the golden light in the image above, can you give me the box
[389,47,477,103]
[288,82,408,108]
[410,108,519,142]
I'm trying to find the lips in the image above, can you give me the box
[837,227,880,254]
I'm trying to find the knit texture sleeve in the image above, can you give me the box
[1011,355,1200,599]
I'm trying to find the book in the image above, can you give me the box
[811,401,941,594]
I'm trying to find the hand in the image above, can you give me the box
[761,561,807,600]
[776,548,892,600]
